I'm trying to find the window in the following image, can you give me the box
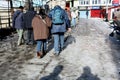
[92,0,100,4]
[79,0,112,6]
[79,0,89,5]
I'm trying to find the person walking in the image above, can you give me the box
[32,8,52,58]
[71,10,77,27]
[113,8,120,27]
[23,7,36,45]
[65,8,72,21]
[48,5,71,55]
[12,6,25,46]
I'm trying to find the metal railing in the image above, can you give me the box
[0,7,12,29]
[0,0,11,28]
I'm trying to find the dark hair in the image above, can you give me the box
[117,8,120,11]
[19,6,24,9]
[54,5,61,9]
[39,9,46,19]
[65,8,67,10]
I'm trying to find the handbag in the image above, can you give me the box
[39,15,47,24]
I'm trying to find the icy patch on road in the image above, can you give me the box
[61,35,118,80]
[60,18,119,80]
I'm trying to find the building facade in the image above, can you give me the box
[77,0,120,20]
[79,0,112,6]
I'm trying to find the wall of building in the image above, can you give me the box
[49,0,66,9]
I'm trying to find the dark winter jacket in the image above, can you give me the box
[48,5,70,34]
[12,10,24,29]
[23,10,36,29]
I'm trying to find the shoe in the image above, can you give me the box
[25,42,29,45]
[17,43,21,46]
[60,46,66,52]
[29,42,34,45]
[43,50,47,56]
[26,42,34,45]
[54,52,60,56]
[37,52,42,58]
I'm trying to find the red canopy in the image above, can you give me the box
[113,0,119,4]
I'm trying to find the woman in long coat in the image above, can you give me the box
[32,9,51,58]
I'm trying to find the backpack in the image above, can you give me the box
[52,8,64,25]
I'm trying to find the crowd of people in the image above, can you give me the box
[12,5,77,58]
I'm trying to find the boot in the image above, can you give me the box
[37,52,42,58]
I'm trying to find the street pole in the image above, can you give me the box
[105,0,108,22]
[71,0,74,7]
[8,0,11,27]
[6,0,12,27]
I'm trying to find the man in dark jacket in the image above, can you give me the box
[48,5,71,55]
[23,7,36,45]
[12,6,24,46]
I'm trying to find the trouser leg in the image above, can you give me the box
[36,40,42,52]
[17,29,24,46]
[59,33,64,50]
[53,34,60,53]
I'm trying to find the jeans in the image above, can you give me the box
[71,18,76,27]
[26,29,34,44]
[17,29,24,45]
[36,40,47,52]
[53,33,64,53]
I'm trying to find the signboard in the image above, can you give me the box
[49,0,66,9]
[112,0,119,6]
[112,0,119,3]
[92,6,100,9]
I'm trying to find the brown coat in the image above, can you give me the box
[32,15,51,40]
